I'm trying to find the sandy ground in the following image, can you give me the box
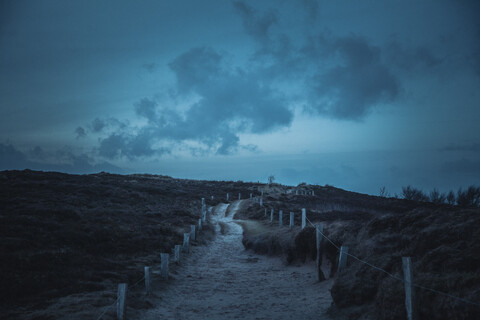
[132,200,335,320]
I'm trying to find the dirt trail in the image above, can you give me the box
[133,200,334,320]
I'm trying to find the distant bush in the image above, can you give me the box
[456,185,480,208]
[401,185,428,202]
[429,188,446,204]
[379,186,390,198]
[268,175,275,185]
[398,185,480,207]
[446,190,456,205]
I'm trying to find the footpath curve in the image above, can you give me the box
[132,200,334,320]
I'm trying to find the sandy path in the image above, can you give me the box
[133,200,334,320]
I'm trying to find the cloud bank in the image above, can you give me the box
[78,0,446,160]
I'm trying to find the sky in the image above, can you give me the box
[1,0,479,195]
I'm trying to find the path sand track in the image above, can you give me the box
[133,200,334,319]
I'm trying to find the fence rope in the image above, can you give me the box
[95,296,119,320]
[302,214,480,308]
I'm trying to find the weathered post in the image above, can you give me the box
[316,224,325,281]
[174,245,181,263]
[279,210,283,227]
[402,257,417,320]
[289,212,294,229]
[117,283,127,320]
[183,233,190,253]
[261,190,264,196]
[270,208,274,222]
[301,208,306,229]
[160,253,169,280]
[144,266,151,294]
[238,193,241,200]
[202,205,206,222]
[226,193,229,201]
[337,246,349,273]
[198,218,202,231]
[312,190,315,196]
[190,225,196,241]
[260,197,263,206]
[201,197,205,206]
[264,208,267,217]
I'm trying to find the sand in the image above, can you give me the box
[132,200,335,320]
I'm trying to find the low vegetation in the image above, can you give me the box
[379,185,480,208]
[0,170,261,319]
[236,183,480,320]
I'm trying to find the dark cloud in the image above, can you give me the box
[0,143,121,173]
[134,98,157,121]
[75,126,86,139]
[30,146,45,159]
[306,34,400,119]
[94,46,293,159]
[142,62,158,73]
[98,128,168,160]
[90,117,127,133]
[385,40,443,71]
[233,1,277,44]
[92,118,106,133]
[0,143,28,168]
[233,3,401,120]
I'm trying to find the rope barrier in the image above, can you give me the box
[95,297,118,320]
[302,213,480,308]
[95,274,145,320]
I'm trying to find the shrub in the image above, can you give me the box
[379,186,390,198]
[446,190,456,205]
[401,185,428,202]
[429,188,446,204]
[456,185,480,207]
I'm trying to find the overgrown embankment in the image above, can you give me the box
[236,184,480,320]
[0,170,261,319]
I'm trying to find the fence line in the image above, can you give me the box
[302,215,480,308]
[95,199,209,319]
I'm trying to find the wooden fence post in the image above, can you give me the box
[183,233,190,253]
[316,224,325,281]
[264,208,267,217]
[301,208,306,229]
[190,225,196,241]
[402,257,417,320]
[226,193,229,201]
[198,218,202,231]
[144,266,151,295]
[260,197,263,206]
[337,246,349,273]
[289,212,294,229]
[201,197,205,206]
[174,245,181,264]
[238,193,241,200]
[312,190,315,196]
[270,209,274,222]
[160,253,169,280]
[117,283,127,320]
[279,210,283,227]
[261,190,264,196]
[202,205,206,222]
